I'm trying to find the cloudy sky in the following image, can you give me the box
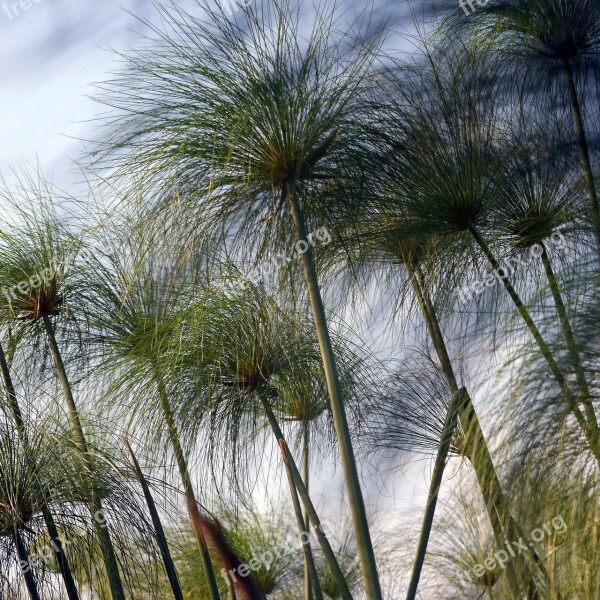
[0,0,410,193]
[0,0,161,192]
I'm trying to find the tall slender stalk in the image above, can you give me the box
[467,225,600,464]
[287,179,381,600]
[303,422,313,600]
[0,342,80,600]
[153,370,221,600]
[458,389,547,598]
[405,387,464,600]
[258,391,353,600]
[0,344,27,435]
[42,315,126,600]
[15,528,41,600]
[540,247,600,440]
[562,59,600,259]
[410,267,549,597]
[266,390,323,600]
[262,397,323,600]
[276,435,323,600]
[124,439,184,600]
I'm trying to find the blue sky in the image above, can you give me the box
[0,0,411,194]
[0,0,157,192]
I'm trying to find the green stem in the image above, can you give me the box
[15,528,41,600]
[405,387,464,600]
[287,179,381,600]
[0,342,25,433]
[42,316,87,450]
[271,416,323,600]
[303,422,314,600]
[459,390,549,596]
[153,370,221,600]
[540,247,600,444]
[41,507,80,600]
[563,59,600,260]
[42,315,125,600]
[125,439,184,600]
[0,342,80,600]
[412,267,549,597]
[258,391,353,600]
[467,225,600,465]
[411,272,519,592]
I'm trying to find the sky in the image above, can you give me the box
[0,0,412,194]
[0,0,162,193]
[0,0,443,595]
